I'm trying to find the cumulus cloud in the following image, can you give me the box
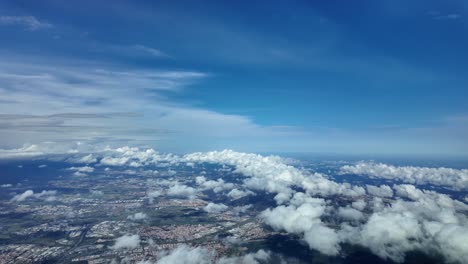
[218,249,270,264]
[100,156,130,166]
[341,162,468,190]
[227,188,254,200]
[90,190,103,196]
[147,190,162,203]
[7,147,468,262]
[127,212,147,221]
[68,166,94,173]
[337,207,364,221]
[184,150,365,200]
[182,150,468,262]
[204,203,229,214]
[366,184,393,198]
[157,245,214,264]
[68,165,94,176]
[167,184,197,199]
[98,147,180,167]
[155,245,270,264]
[196,176,235,193]
[10,190,34,202]
[11,190,57,202]
[111,234,141,250]
[351,199,366,211]
[71,154,97,164]
[261,194,340,256]
[340,184,468,263]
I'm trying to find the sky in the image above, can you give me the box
[0,0,467,156]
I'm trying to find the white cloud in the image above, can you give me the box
[261,195,340,256]
[341,162,468,190]
[147,190,162,203]
[196,176,235,193]
[157,245,214,264]
[218,249,270,264]
[90,190,103,196]
[341,184,468,263]
[127,212,147,221]
[366,184,393,198]
[10,190,34,202]
[167,183,197,199]
[337,207,364,221]
[11,190,57,202]
[181,150,468,262]
[0,144,43,159]
[68,166,94,173]
[0,16,52,30]
[203,203,228,214]
[100,156,130,166]
[351,199,366,211]
[184,150,365,199]
[354,209,423,262]
[227,188,254,200]
[155,244,270,264]
[111,234,141,250]
[71,154,97,164]
[0,60,296,150]
[4,147,468,262]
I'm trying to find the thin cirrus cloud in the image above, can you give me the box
[0,15,52,30]
[0,57,300,150]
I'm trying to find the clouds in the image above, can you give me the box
[154,244,270,264]
[337,207,364,221]
[0,16,52,30]
[11,190,57,202]
[0,58,298,151]
[181,149,468,262]
[353,210,423,262]
[261,195,340,256]
[111,234,141,250]
[227,188,254,200]
[69,154,97,164]
[156,245,214,264]
[0,144,43,159]
[167,183,197,199]
[196,176,235,193]
[10,190,34,202]
[68,166,94,174]
[132,45,168,58]
[2,146,468,262]
[341,162,468,190]
[203,203,228,214]
[127,212,147,221]
[366,184,393,198]
[339,183,468,263]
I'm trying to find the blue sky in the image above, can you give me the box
[0,0,467,156]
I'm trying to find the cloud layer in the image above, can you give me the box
[2,146,468,262]
[341,162,468,190]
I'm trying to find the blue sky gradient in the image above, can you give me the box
[0,0,467,156]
